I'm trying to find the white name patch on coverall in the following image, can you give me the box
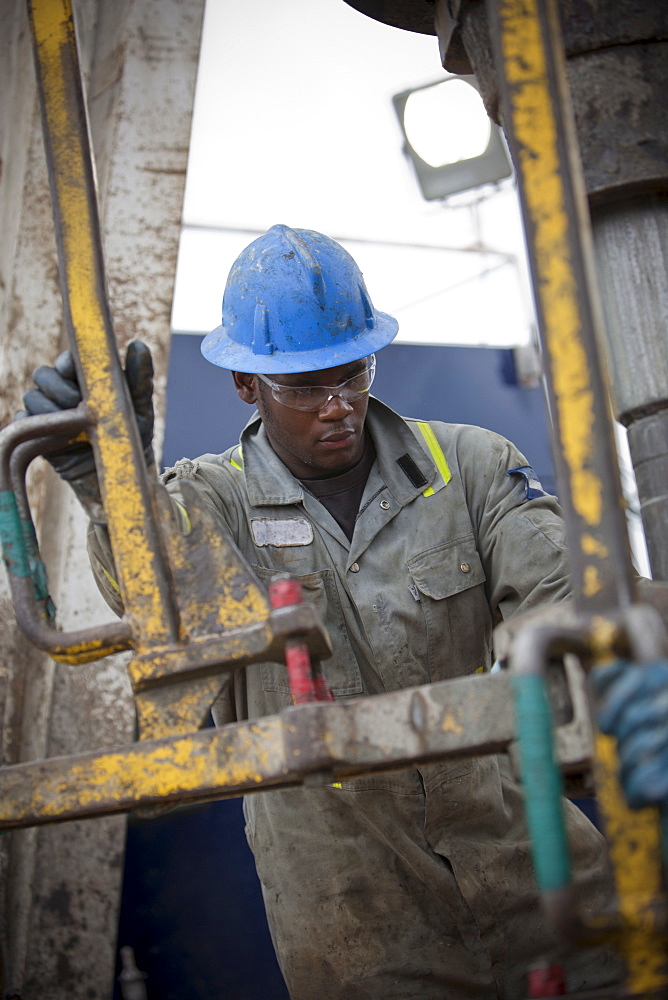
[251,517,314,547]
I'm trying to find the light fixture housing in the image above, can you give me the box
[393,76,512,201]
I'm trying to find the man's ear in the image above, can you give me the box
[232,371,257,404]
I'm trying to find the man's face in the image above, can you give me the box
[233,358,371,479]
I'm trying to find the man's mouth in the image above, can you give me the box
[319,429,355,447]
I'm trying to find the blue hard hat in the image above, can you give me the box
[201,225,399,374]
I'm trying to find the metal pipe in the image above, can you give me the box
[626,412,668,581]
[0,671,518,828]
[591,195,668,580]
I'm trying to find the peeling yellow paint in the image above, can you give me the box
[442,713,463,735]
[583,564,602,598]
[51,640,131,665]
[589,616,618,662]
[581,533,609,558]
[499,0,603,532]
[17,723,283,821]
[134,675,226,741]
[594,733,667,992]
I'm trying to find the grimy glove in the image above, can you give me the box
[17,342,155,524]
[591,659,668,808]
[19,341,155,481]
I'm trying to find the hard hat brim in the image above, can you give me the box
[201,311,399,374]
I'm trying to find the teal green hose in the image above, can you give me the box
[0,489,30,578]
[512,672,571,892]
[0,489,55,618]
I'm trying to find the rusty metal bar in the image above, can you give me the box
[0,673,515,828]
[488,0,635,616]
[26,0,180,652]
[0,666,601,829]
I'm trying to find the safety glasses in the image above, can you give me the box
[256,356,376,412]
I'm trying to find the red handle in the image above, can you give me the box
[269,575,333,704]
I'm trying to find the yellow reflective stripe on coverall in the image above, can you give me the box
[415,419,452,495]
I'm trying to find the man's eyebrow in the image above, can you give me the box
[335,360,371,379]
[280,362,369,387]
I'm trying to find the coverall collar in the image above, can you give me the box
[240,396,440,509]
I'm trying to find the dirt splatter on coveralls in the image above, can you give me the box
[89,398,620,999]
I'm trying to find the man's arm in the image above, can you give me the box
[452,424,572,623]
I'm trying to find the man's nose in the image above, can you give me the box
[318,393,354,417]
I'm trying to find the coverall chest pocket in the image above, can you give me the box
[407,534,491,681]
[251,565,363,697]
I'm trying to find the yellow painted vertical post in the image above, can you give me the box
[490,0,634,616]
[595,732,667,991]
[489,0,668,989]
[27,0,179,652]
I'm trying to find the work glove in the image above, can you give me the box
[18,341,155,480]
[591,659,668,808]
[17,342,155,523]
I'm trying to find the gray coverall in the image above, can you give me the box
[89,397,620,999]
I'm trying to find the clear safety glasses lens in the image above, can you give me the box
[260,357,376,411]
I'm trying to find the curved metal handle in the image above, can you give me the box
[0,411,132,663]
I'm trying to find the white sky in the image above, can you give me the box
[171,0,536,348]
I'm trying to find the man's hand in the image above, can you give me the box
[591,659,668,808]
[123,340,155,468]
[18,341,155,481]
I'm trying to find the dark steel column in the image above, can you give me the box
[593,196,668,579]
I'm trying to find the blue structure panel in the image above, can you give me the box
[116,800,286,999]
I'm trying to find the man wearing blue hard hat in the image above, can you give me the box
[23,226,620,998]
